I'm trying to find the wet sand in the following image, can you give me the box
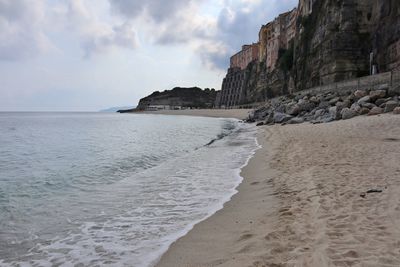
[156,114,400,267]
[135,109,252,120]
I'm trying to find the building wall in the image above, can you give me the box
[230,43,260,70]
[258,8,297,71]
[218,68,247,108]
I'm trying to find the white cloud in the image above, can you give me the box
[0,0,52,60]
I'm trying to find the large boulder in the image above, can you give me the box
[287,117,305,124]
[329,106,341,120]
[375,97,391,107]
[298,99,316,112]
[359,107,370,115]
[350,103,361,113]
[393,107,400,114]
[341,108,357,120]
[360,102,376,109]
[368,107,383,116]
[354,90,367,98]
[369,90,386,101]
[329,97,341,106]
[384,100,399,113]
[388,85,400,97]
[357,96,371,105]
[273,112,293,123]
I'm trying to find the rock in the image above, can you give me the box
[329,106,341,120]
[287,104,301,116]
[366,189,383,194]
[273,112,292,123]
[256,122,264,126]
[341,108,357,120]
[265,112,274,124]
[309,96,319,104]
[369,90,386,100]
[393,107,400,114]
[357,96,371,104]
[314,109,326,118]
[318,101,330,109]
[360,102,376,109]
[354,90,367,98]
[329,97,341,106]
[299,100,315,112]
[287,117,305,124]
[388,85,400,97]
[321,115,335,123]
[384,100,399,113]
[375,97,391,107]
[368,107,383,116]
[275,104,286,113]
[359,107,370,115]
[350,103,361,113]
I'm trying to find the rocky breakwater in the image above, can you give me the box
[249,85,400,125]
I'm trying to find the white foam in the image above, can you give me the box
[1,120,260,267]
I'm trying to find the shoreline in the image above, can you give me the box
[125,109,252,120]
[156,113,400,266]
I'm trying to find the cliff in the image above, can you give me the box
[218,0,400,108]
[136,87,217,110]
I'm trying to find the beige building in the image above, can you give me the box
[230,43,260,70]
[259,8,298,71]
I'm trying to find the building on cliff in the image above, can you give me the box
[259,8,297,71]
[217,0,400,109]
[230,44,259,70]
[216,44,260,108]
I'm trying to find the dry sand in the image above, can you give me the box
[135,109,252,120]
[156,114,400,267]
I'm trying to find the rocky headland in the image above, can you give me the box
[134,87,217,111]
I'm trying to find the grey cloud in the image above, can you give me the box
[0,0,49,61]
[82,23,138,58]
[108,0,298,70]
[66,0,138,58]
[200,0,298,69]
[109,0,200,22]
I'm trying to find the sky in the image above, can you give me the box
[0,0,297,111]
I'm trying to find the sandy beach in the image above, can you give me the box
[134,109,252,120]
[156,113,400,267]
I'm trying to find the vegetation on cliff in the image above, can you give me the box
[136,87,217,110]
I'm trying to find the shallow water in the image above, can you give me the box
[0,112,258,266]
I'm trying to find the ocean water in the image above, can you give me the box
[0,112,259,266]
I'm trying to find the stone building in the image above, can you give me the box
[230,43,259,70]
[258,8,298,71]
[217,44,260,108]
[218,68,247,108]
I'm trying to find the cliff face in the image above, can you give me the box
[238,0,400,104]
[294,0,400,90]
[136,87,217,110]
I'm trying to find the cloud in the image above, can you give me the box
[109,0,202,22]
[65,0,138,57]
[0,0,52,60]
[0,0,298,67]
[199,0,298,69]
[0,0,139,61]
[107,0,298,69]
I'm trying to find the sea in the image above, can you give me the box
[0,112,259,266]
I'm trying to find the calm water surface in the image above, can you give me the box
[0,112,258,266]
